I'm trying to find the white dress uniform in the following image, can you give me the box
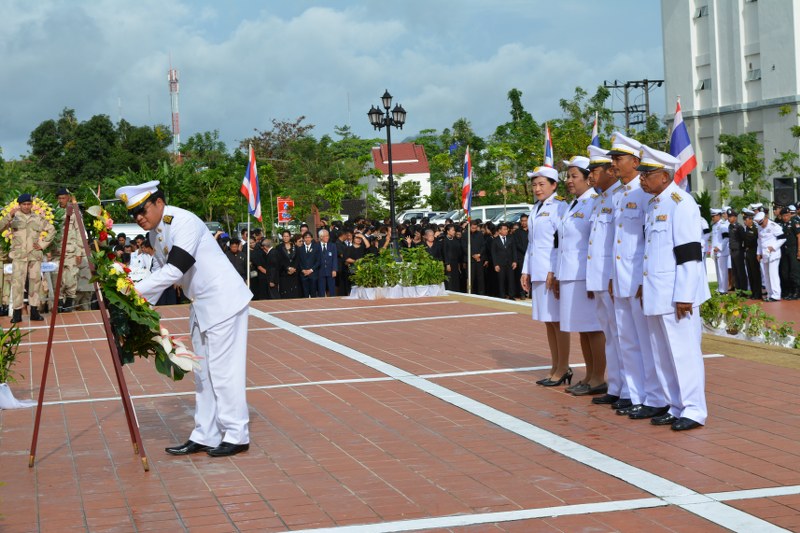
[757,215,787,301]
[557,188,600,332]
[118,184,254,448]
[587,180,627,400]
[523,188,567,322]
[642,176,710,425]
[710,216,730,293]
[699,216,711,273]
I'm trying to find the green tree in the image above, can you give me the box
[769,105,800,178]
[716,132,770,208]
[632,114,669,150]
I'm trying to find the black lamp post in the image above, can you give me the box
[368,89,406,258]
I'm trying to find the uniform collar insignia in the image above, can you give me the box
[163,215,174,224]
[670,192,683,204]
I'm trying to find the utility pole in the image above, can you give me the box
[603,78,664,131]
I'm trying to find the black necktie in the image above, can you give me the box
[501,237,505,245]
[536,202,543,213]
[571,199,578,209]
[323,244,326,252]
[306,246,310,253]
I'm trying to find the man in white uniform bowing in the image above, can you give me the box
[116,181,253,457]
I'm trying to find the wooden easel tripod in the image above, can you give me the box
[28,200,149,471]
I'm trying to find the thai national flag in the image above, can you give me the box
[590,112,600,147]
[462,146,472,214]
[543,123,553,167]
[241,144,262,221]
[669,98,697,191]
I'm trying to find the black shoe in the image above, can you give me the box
[206,442,250,457]
[10,309,22,323]
[651,413,677,426]
[535,377,550,385]
[592,393,619,405]
[165,440,213,455]
[766,298,780,302]
[540,369,573,387]
[616,404,642,416]
[62,298,74,313]
[30,306,44,321]
[629,405,670,420]
[671,417,702,431]
[574,383,608,397]
[57,300,64,313]
[611,398,633,410]
[0,305,7,316]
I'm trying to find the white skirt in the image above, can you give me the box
[559,280,601,332]
[531,280,559,322]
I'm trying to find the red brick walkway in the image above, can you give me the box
[0,296,798,532]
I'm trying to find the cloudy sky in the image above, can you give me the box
[0,0,664,160]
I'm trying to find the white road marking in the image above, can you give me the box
[250,308,784,533]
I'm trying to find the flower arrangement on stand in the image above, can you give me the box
[84,205,200,380]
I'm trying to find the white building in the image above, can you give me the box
[662,0,800,204]
[364,142,431,207]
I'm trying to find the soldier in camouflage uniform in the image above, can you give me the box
[0,194,55,322]
[54,188,86,312]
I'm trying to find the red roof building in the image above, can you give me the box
[366,143,431,205]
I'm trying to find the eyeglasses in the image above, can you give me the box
[129,200,152,220]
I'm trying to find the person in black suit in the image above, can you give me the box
[317,229,338,297]
[297,232,321,297]
[514,214,529,298]
[727,209,747,292]
[491,222,518,299]
[742,212,762,300]
[251,238,272,300]
[461,219,486,295]
[421,228,443,261]
[442,224,462,291]
[277,230,301,299]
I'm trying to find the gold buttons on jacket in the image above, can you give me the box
[643,271,648,276]
[616,255,620,260]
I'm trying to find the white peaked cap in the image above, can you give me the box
[562,155,590,170]
[636,145,679,173]
[116,180,160,209]
[587,145,612,167]
[607,131,642,157]
[528,166,560,182]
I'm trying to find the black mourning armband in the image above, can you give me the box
[167,245,196,273]
[776,233,787,240]
[721,232,729,238]
[553,233,559,249]
[703,228,711,234]
[674,242,702,265]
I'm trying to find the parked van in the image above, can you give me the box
[455,203,533,223]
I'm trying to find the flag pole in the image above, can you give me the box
[246,143,252,289]
[464,146,472,295]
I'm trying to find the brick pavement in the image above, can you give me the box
[0,295,797,532]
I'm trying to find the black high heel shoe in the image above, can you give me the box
[540,369,573,387]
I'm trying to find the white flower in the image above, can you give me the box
[87,205,103,218]
[151,333,173,355]
[110,262,126,275]
[169,344,202,372]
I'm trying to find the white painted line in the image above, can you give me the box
[271,300,457,314]
[707,485,800,502]
[445,290,532,308]
[304,311,516,328]
[291,497,667,533]
[250,308,784,533]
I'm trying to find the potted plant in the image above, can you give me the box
[349,247,446,299]
[0,323,34,409]
[743,305,768,342]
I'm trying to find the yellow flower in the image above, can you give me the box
[40,231,48,239]
[93,220,104,231]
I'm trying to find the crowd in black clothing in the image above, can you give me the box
[220,214,532,300]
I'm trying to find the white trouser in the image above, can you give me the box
[715,254,729,293]
[190,305,250,446]
[594,290,627,398]
[762,255,781,300]
[646,309,707,424]
[614,295,666,407]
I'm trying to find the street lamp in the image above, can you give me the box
[368,89,406,258]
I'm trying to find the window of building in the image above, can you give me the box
[746,68,762,81]
[695,5,709,18]
[696,78,711,91]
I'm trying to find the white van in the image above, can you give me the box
[460,203,534,223]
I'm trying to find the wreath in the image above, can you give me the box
[84,205,200,380]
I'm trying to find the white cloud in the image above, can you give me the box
[0,0,663,160]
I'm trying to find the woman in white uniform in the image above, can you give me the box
[555,157,605,395]
[521,166,570,386]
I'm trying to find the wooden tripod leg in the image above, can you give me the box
[29,204,72,467]
[73,207,149,471]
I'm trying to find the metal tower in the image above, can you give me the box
[168,67,181,155]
